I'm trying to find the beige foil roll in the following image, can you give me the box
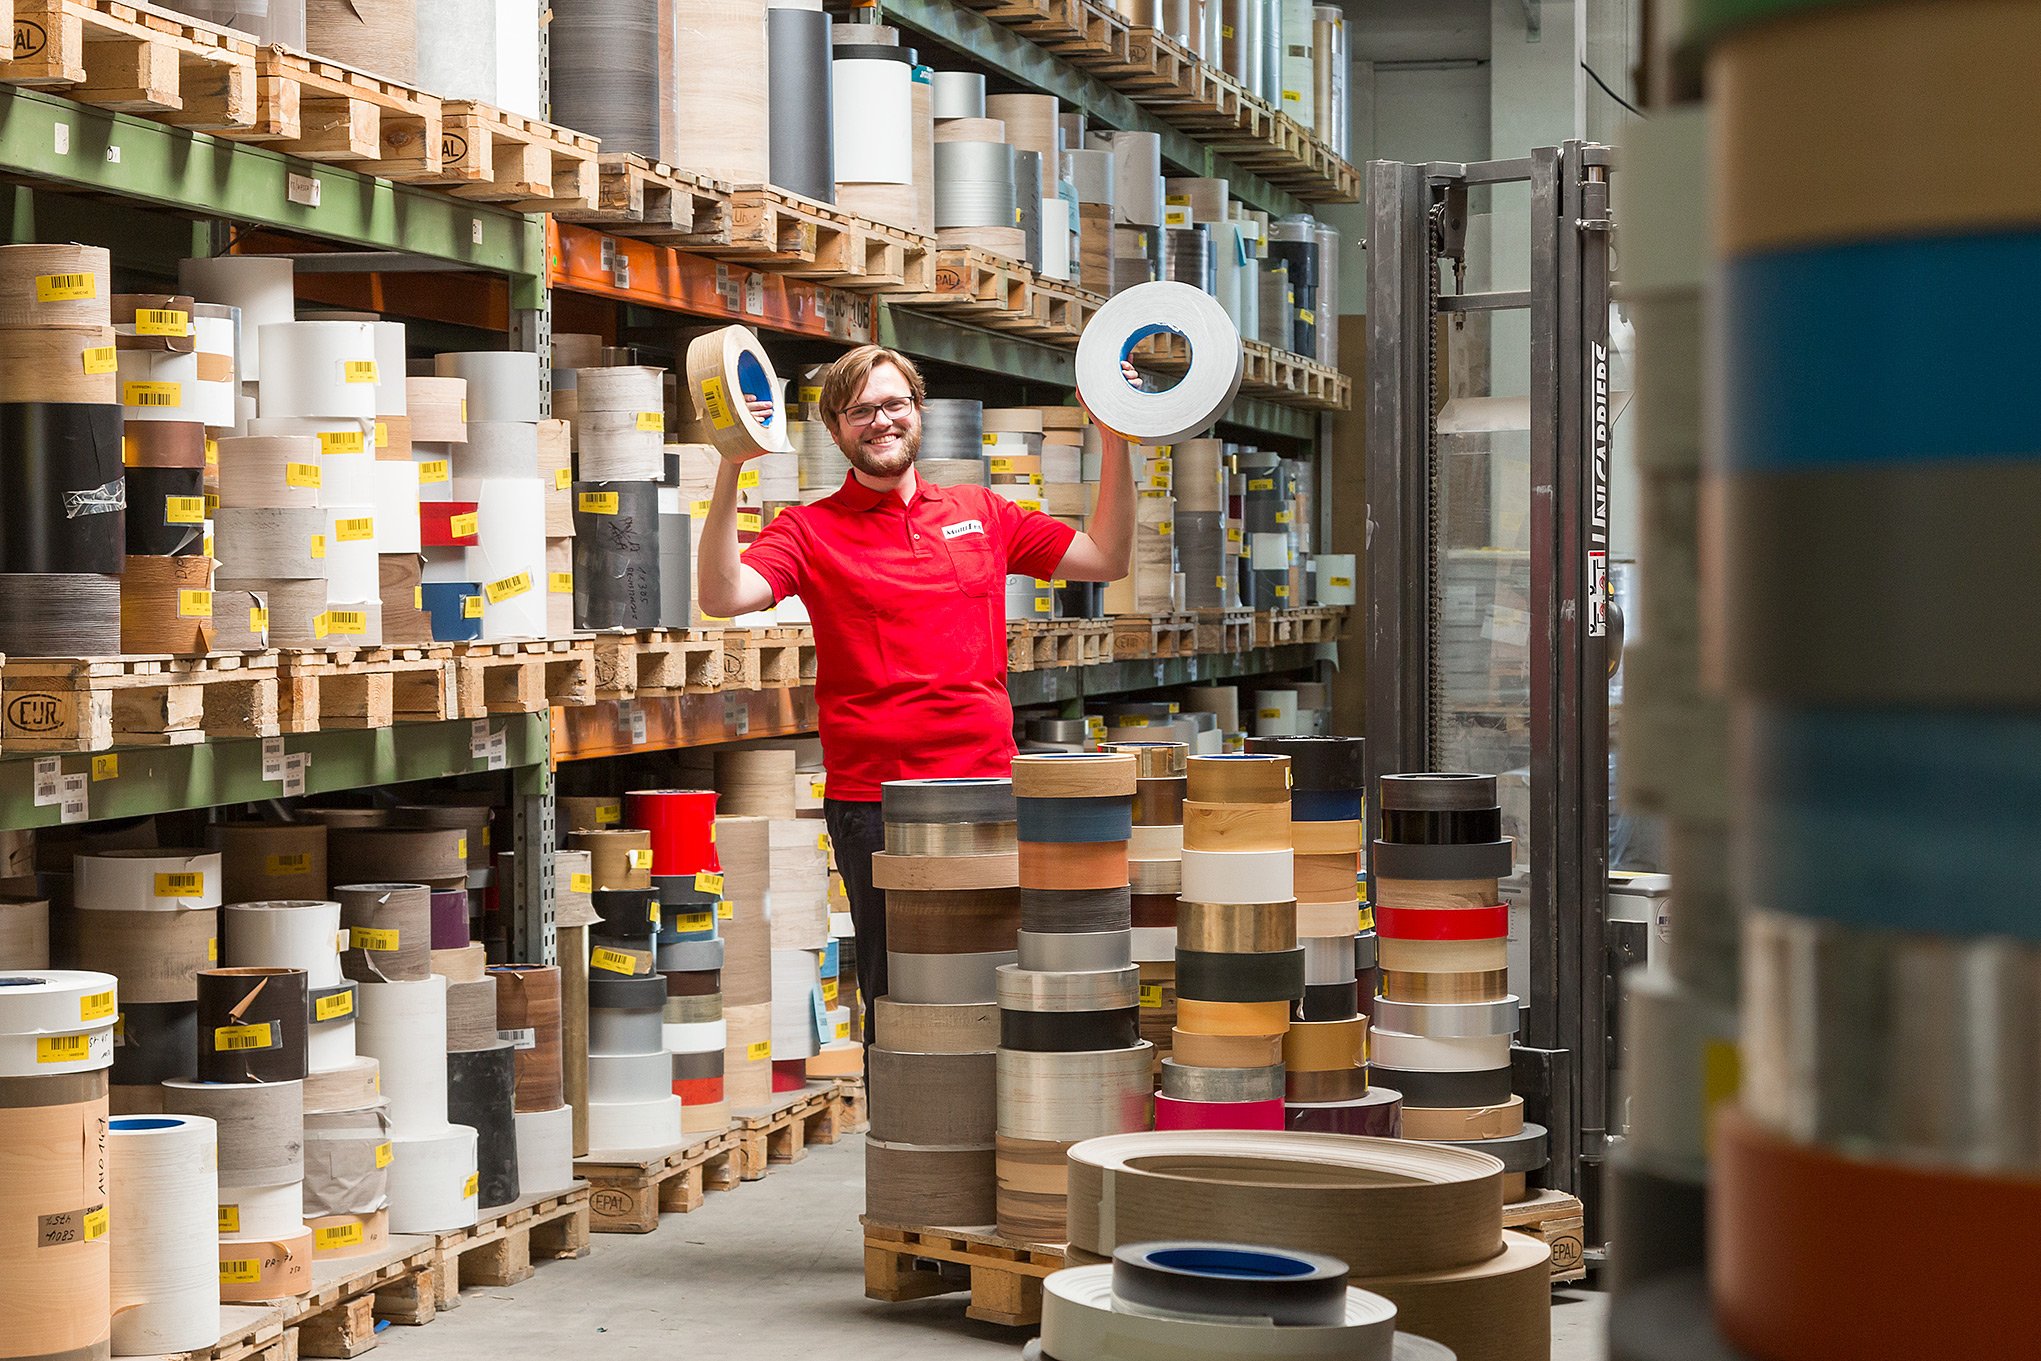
[994,1132,1076,1243]
[570,830,651,891]
[76,908,216,1003]
[431,943,487,983]
[218,1226,314,1302]
[538,420,574,535]
[0,1069,111,1358]
[375,416,412,462]
[121,555,215,655]
[553,849,600,929]
[336,883,432,983]
[714,747,798,818]
[0,325,119,404]
[0,897,51,968]
[684,325,784,462]
[984,94,1060,198]
[722,1001,773,1111]
[935,116,1006,142]
[304,1056,381,1111]
[406,377,468,443]
[672,0,770,182]
[293,809,389,830]
[379,555,431,646]
[721,898,771,1008]
[0,242,113,327]
[443,976,500,1051]
[214,435,326,509]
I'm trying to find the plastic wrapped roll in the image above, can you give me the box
[446,1042,521,1209]
[572,480,662,630]
[0,401,126,575]
[302,1102,391,1217]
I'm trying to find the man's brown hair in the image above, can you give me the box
[819,345,927,424]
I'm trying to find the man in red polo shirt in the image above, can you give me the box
[697,345,1134,1042]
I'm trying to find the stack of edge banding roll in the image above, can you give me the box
[0,244,125,655]
[1169,754,1300,1132]
[1026,1241,1457,1361]
[1063,1131,1551,1361]
[1103,742,1185,1072]
[1372,774,1536,1196]
[586,954,682,1151]
[1247,735,1397,1137]
[222,897,389,1258]
[0,970,119,1359]
[1683,4,2041,1357]
[866,777,1019,1228]
[999,754,1151,1243]
[628,787,730,1135]
[488,964,573,1200]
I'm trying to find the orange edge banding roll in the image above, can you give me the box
[1175,999,1292,1036]
[1713,1106,2041,1361]
[1017,840,1129,892]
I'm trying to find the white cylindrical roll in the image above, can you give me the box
[574,366,666,480]
[192,307,239,430]
[256,322,379,420]
[384,1124,479,1233]
[456,421,539,479]
[322,504,380,602]
[1179,848,1295,904]
[1312,553,1356,606]
[313,316,409,414]
[433,352,542,423]
[1369,1027,1512,1072]
[587,1095,682,1151]
[457,477,547,641]
[588,1050,672,1104]
[372,461,422,554]
[1041,197,1073,281]
[513,1105,575,1198]
[308,1015,357,1072]
[663,1020,728,1053]
[1255,689,1300,736]
[75,851,222,913]
[1077,283,1245,443]
[218,1177,304,1240]
[179,256,293,383]
[245,416,379,465]
[357,977,450,1133]
[117,348,201,422]
[931,69,984,119]
[1089,130,1163,226]
[833,57,913,184]
[109,1114,220,1355]
[223,900,343,988]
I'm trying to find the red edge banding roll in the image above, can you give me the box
[1373,904,1509,941]
[1154,1094,1286,1132]
[420,501,480,547]
[674,1075,724,1104]
[626,789,721,877]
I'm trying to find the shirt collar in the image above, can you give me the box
[830,468,944,511]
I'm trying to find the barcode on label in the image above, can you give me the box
[36,272,97,301]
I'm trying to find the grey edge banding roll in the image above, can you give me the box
[1421,1122,1549,1173]
[768,4,836,202]
[868,1048,996,1144]
[1378,773,1499,812]
[1020,886,1133,934]
[1372,996,1522,1039]
[888,950,1016,1005]
[996,963,1139,1011]
[881,777,1016,825]
[1016,929,1134,973]
[1160,1059,1287,1103]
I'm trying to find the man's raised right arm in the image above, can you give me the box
[695,457,780,619]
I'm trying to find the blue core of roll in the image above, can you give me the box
[1120,323,1187,376]
[735,351,773,423]
[110,1118,185,1131]
[1144,1246,1317,1279]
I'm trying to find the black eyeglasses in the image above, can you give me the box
[840,397,916,427]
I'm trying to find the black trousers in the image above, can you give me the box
[824,797,886,1048]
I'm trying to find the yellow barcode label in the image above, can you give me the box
[218,1206,241,1233]
[674,912,713,931]
[988,458,1012,473]
[165,495,205,524]
[1259,708,1282,720]
[596,802,621,824]
[1274,585,1290,598]
[250,605,269,633]
[92,753,118,780]
[736,511,762,531]
[578,491,618,515]
[1121,716,1150,727]
[636,411,664,432]
[690,499,713,518]
[205,491,221,513]
[213,1022,275,1052]
[694,872,724,895]
[206,438,219,466]
[485,572,531,603]
[286,462,322,488]
[375,1142,394,1168]
[737,468,760,489]
[177,589,212,619]
[554,467,571,490]
[1227,527,1243,542]
[82,345,116,374]
[351,926,399,951]
[822,979,838,1004]
[549,572,573,593]
[419,459,450,484]
[36,272,97,302]
[155,872,204,897]
[344,360,379,384]
[335,516,374,541]
[37,1034,92,1064]
[124,381,181,407]
[1299,308,1316,325]
[809,778,826,798]
[569,872,592,893]
[209,938,218,962]
[699,375,736,429]
[1157,521,1172,535]
[1033,598,1051,613]
[717,901,734,920]
[1249,477,1274,491]
[135,308,189,336]
[314,990,353,1022]
[834,1020,850,1040]
[412,588,421,609]
[310,535,326,560]
[377,421,389,447]
[590,948,638,975]
[746,1041,771,1061]
[449,512,479,538]
[327,609,367,635]
[1140,983,1164,1008]
[1017,500,1042,513]
[457,838,469,860]
[1275,510,1293,524]
[315,1222,363,1250]
[319,429,366,455]
[267,853,311,875]
[463,1173,478,1199]
[1329,576,1351,588]
[626,848,654,870]
[79,990,115,1022]
[220,1259,263,1284]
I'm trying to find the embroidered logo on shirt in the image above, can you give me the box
[942,519,987,540]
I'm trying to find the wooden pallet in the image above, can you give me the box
[1289,605,1346,643]
[904,247,1032,318]
[2,652,279,752]
[553,154,732,242]
[414,101,599,211]
[245,46,441,176]
[424,1184,591,1310]
[1111,612,1196,660]
[449,638,589,716]
[1193,607,1254,654]
[829,1077,868,1134]
[687,185,932,291]
[588,629,726,700]
[574,1127,745,1233]
[1504,1189,1587,1283]
[1138,335,1350,412]
[290,1235,438,1358]
[4,0,257,129]
[721,625,813,692]
[275,644,455,732]
[731,1084,836,1178]
[862,1221,1065,1328]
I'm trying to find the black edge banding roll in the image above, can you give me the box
[999,1006,1140,1052]
[572,481,662,631]
[1370,1063,1514,1106]
[0,401,126,573]
[1370,839,1514,880]
[591,888,660,942]
[1379,807,1504,845]
[1420,1122,1549,1173]
[1378,772,1499,812]
[196,966,310,1083]
[0,573,122,655]
[123,464,206,556]
[657,501,691,629]
[1244,735,1365,791]
[767,5,836,203]
[447,1041,522,1209]
[1173,947,1307,1004]
[1301,980,1360,1022]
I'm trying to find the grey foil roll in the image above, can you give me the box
[768,5,836,203]
[303,1100,393,1217]
[0,573,122,655]
[550,0,665,158]
[921,399,984,459]
[447,1042,522,1209]
[572,480,662,631]
[930,70,985,119]
[935,140,1017,228]
[658,504,691,629]
[0,402,126,574]
[1014,150,1044,271]
[337,883,434,983]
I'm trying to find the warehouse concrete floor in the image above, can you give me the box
[392,1133,1609,1360]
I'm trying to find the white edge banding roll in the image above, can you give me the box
[1077,281,1245,444]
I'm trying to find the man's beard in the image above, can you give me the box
[842,422,920,479]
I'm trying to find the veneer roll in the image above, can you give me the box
[195,967,308,1083]
[490,965,563,1111]
[336,883,433,983]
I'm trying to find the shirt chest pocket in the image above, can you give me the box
[942,534,1000,597]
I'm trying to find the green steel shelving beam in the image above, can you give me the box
[1006,642,1332,706]
[0,714,549,830]
[0,87,547,304]
[875,0,1306,219]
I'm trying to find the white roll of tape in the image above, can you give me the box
[0,970,118,1077]
[1077,281,1243,443]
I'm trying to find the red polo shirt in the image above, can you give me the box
[741,472,1077,801]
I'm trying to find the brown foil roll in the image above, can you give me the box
[1185,754,1291,803]
[570,829,652,891]
[336,883,432,983]
[390,805,492,869]
[557,796,622,835]
[1012,753,1137,799]
[1296,852,1361,901]
[1181,799,1293,851]
[0,1068,111,1360]
[123,420,209,469]
[378,555,431,646]
[1373,877,1501,910]
[720,899,771,1008]
[328,828,466,886]
[75,906,215,1003]
[121,554,215,655]
[1169,1030,1289,1069]
[0,895,51,968]
[1381,967,1512,1004]
[883,888,1021,955]
[869,1048,995,1144]
[196,966,309,1082]
[216,821,329,904]
[722,1000,773,1110]
[1099,742,1188,778]
[1131,776,1187,827]
[1178,900,1296,953]
[0,324,119,404]
[490,965,563,1111]
[294,808,389,831]
[1285,1066,1372,1103]
[865,1138,996,1228]
[994,1132,1075,1243]
[111,294,196,353]
[1293,819,1363,856]
[1016,840,1129,891]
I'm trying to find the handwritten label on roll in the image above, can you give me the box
[39,1205,109,1246]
